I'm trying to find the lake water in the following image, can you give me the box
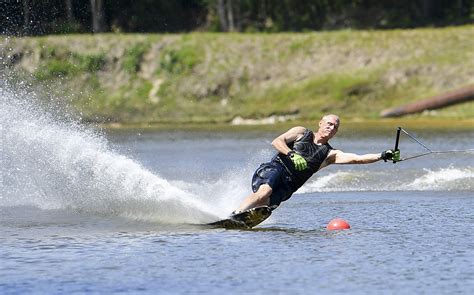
[1,86,474,294]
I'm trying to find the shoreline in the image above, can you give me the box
[3,26,473,123]
[95,117,474,132]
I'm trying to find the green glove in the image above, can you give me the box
[381,149,400,162]
[393,149,400,162]
[288,151,307,171]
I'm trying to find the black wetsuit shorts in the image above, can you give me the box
[251,160,297,208]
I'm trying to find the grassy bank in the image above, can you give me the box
[1,26,473,123]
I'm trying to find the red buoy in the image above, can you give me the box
[327,218,350,230]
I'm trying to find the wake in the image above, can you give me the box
[298,167,473,193]
[1,83,233,224]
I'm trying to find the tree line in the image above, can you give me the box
[1,0,472,35]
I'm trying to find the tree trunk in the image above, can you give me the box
[66,0,74,21]
[22,0,30,34]
[217,0,228,31]
[234,0,241,31]
[216,0,241,32]
[90,0,106,33]
[226,0,235,31]
[380,85,474,118]
[260,0,267,26]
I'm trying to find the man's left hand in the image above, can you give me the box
[381,149,400,162]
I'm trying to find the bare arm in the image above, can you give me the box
[271,126,306,155]
[321,149,382,168]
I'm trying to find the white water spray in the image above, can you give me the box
[1,83,225,224]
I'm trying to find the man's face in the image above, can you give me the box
[319,116,339,139]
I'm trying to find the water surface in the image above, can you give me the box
[1,88,473,294]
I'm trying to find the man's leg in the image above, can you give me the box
[235,184,272,212]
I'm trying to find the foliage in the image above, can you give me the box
[4,26,473,123]
[35,59,78,80]
[34,51,106,80]
[123,43,150,74]
[159,45,201,75]
[75,53,107,72]
[2,0,473,36]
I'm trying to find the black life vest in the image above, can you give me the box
[274,129,333,188]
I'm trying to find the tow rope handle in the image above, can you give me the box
[393,127,401,163]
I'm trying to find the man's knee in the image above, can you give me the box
[256,184,272,198]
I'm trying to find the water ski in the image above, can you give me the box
[208,206,272,229]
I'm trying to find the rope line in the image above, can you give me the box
[396,128,474,162]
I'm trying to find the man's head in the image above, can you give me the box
[317,114,340,140]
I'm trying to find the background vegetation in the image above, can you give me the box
[1,1,473,124]
[2,26,473,124]
[2,0,473,36]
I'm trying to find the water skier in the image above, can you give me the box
[234,114,400,213]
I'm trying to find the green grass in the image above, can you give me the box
[35,59,79,80]
[123,42,150,74]
[159,44,201,75]
[2,26,473,124]
[75,53,107,72]
[34,51,106,80]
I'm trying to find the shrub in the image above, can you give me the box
[123,43,150,74]
[159,45,200,75]
[35,59,78,80]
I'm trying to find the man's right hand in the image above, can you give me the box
[288,151,307,171]
[381,149,400,162]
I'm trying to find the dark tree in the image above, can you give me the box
[0,0,472,35]
[90,0,106,33]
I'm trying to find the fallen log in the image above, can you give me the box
[380,85,474,118]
